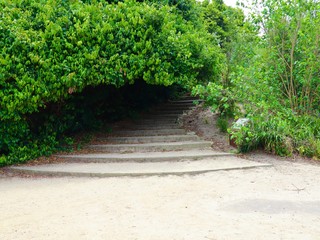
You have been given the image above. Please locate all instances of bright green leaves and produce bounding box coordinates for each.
[255,0,320,114]
[192,82,234,117]
[0,0,224,164]
[219,0,320,159]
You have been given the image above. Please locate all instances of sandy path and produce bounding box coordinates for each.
[1,154,320,240]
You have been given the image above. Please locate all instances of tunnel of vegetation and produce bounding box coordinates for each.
[0,0,319,165]
[0,0,224,165]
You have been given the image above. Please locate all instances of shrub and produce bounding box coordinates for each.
[0,0,223,165]
[230,113,320,159]
[216,116,229,133]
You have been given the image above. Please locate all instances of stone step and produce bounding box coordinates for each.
[134,121,180,126]
[112,124,182,130]
[151,108,193,113]
[139,118,179,123]
[110,129,188,136]
[168,99,203,104]
[176,96,199,100]
[162,100,197,105]
[133,119,179,124]
[56,150,233,163]
[148,107,193,112]
[140,115,179,120]
[88,141,212,152]
[7,95,274,179]
[97,134,200,144]
[154,105,195,110]
[140,113,181,118]
[10,157,272,177]
[132,118,178,125]
[133,114,181,122]
[146,110,189,115]
[128,124,181,129]
[162,103,196,108]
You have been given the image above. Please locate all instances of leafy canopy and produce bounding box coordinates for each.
[0,0,223,165]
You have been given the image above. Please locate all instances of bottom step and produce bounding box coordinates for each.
[10,158,272,177]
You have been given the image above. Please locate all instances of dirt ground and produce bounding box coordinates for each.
[180,104,236,152]
[1,106,320,240]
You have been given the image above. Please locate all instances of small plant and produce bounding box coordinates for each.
[0,155,6,166]
[192,82,235,118]
[216,117,228,133]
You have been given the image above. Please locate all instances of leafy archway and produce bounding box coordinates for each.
[0,0,223,164]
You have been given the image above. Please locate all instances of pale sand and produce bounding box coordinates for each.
[1,154,320,240]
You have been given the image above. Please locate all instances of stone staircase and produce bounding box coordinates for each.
[10,97,271,177]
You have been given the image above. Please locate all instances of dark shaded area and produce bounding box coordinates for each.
[27,80,181,138]
[0,80,186,165]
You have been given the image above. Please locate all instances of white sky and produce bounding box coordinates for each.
[223,0,238,7]
[223,0,255,16]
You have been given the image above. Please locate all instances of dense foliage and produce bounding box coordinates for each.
[1,0,319,165]
[0,0,223,165]
[194,0,319,159]
[234,0,319,158]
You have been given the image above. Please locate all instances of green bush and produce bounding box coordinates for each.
[216,116,229,133]
[0,0,223,165]
[192,82,235,118]
[230,113,320,159]
[220,0,320,160]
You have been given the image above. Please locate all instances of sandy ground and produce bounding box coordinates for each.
[1,106,320,240]
[1,155,320,240]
